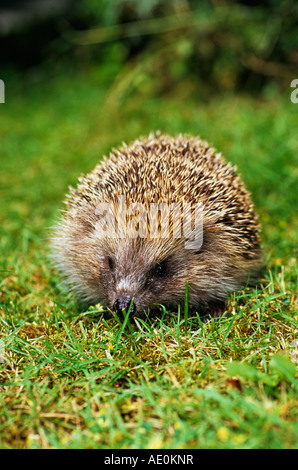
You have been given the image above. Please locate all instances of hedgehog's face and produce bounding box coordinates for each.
[87,199,212,316]
[52,206,220,316]
[53,211,254,317]
[105,250,173,316]
[103,244,178,316]
[94,236,227,317]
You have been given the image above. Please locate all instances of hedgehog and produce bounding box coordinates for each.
[51,133,261,319]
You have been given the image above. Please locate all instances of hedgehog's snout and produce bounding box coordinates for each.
[113,295,136,316]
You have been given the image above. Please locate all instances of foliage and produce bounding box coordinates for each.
[1,0,297,95]
[65,0,298,93]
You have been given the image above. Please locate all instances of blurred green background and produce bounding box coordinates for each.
[2,0,298,92]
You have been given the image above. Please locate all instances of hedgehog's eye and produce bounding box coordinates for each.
[151,260,167,277]
[108,257,115,271]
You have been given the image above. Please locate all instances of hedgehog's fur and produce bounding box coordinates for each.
[52,133,261,317]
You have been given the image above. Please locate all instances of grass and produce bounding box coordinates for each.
[0,66,297,449]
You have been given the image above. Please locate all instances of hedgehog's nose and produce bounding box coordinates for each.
[113,296,136,316]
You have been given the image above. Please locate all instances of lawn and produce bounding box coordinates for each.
[0,68,297,449]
